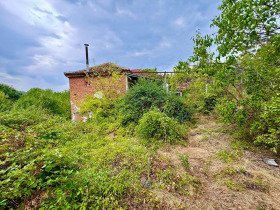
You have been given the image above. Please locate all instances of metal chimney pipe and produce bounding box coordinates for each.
[84,44,89,71]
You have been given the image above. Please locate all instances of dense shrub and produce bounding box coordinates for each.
[0,83,23,102]
[79,94,118,124]
[251,94,280,153]
[116,79,168,125]
[0,108,49,129]
[202,94,217,114]
[0,91,12,112]
[14,88,71,118]
[117,79,192,126]
[135,109,181,144]
[163,94,194,123]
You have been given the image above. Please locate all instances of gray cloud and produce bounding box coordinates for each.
[0,0,222,91]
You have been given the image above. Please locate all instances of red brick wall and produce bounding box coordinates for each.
[68,74,127,121]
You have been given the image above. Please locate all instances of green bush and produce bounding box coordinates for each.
[178,153,190,170]
[116,79,167,126]
[202,94,217,114]
[183,79,217,114]
[14,88,71,118]
[0,108,49,129]
[135,109,181,144]
[0,83,23,102]
[251,93,280,153]
[0,91,12,112]
[117,79,193,126]
[163,95,194,123]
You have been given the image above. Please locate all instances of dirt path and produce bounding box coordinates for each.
[154,115,280,210]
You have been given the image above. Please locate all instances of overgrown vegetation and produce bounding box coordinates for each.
[171,0,280,154]
[1,0,280,208]
[0,84,24,102]
[0,78,192,209]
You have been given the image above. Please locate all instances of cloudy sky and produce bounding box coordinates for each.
[0,0,221,92]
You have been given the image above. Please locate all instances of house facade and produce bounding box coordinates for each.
[64,63,142,121]
[64,62,186,121]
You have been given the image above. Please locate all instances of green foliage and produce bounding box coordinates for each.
[203,94,217,113]
[186,0,280,154]
[189,30,214,67]
[139,68,159,79]
[0,108,49,129]
[251,93,280,152]
[0,83,23,102]
[0,112,150,209]
[163,94,193,122]
[222,165,237,175]
[80,94,117,123]
[140,68,157,73]
[116,79,168,126]
[14,88,71,118]
[178,153,190,170]
[183,78,216,114]
[212,0,280,56]
[224,180,244,191]
[0,91,12,112]
[80,67,126,123]
[216,149,241,163]
[229,139,253,150]
[135,109,181,144]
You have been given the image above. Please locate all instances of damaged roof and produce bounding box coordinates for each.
[64,62,131,78]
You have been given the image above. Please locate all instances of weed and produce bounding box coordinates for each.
[185,175,202,193]
[229,139,253,150]
[178,154,191,170]
[201,134,209,141]
[216,149,241,162]
[202,159,212,175]
[223,165,237,175]
[224,180,244,191]
[219,128,227,133]
[238,166,245,173]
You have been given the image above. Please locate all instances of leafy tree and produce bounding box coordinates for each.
[187,0,280,153]
[212,0,280,57]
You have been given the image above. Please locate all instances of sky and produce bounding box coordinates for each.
[0,0,222,92]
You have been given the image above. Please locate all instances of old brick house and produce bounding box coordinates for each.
[64,62,186,121]
[64,62,145,121]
